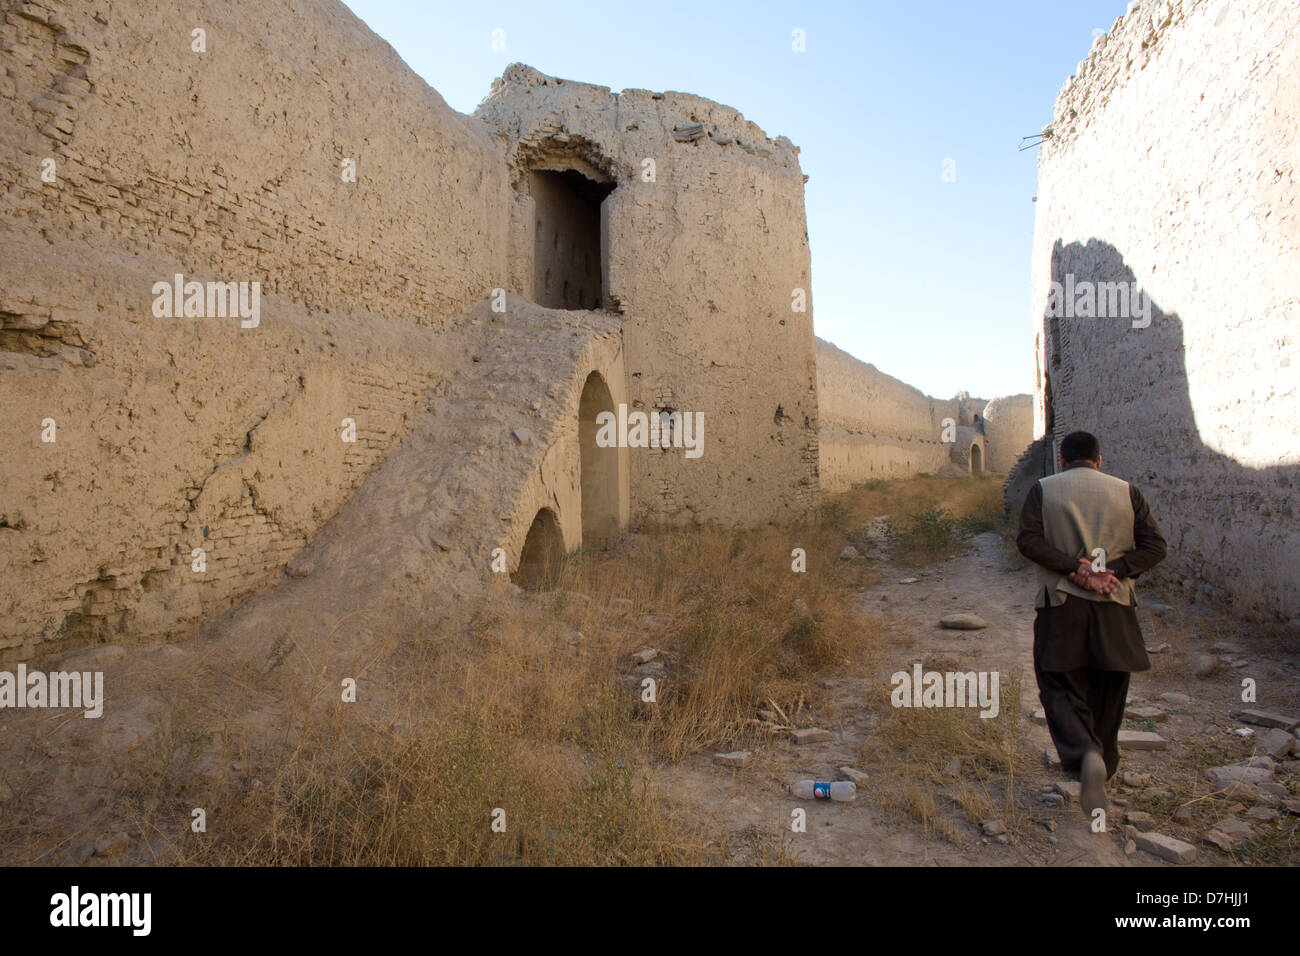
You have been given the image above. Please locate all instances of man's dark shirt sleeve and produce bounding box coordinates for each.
[1016,482,1080,575]
[1107,484,1168,580]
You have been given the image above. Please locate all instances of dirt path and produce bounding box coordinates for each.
[660,531,1300,866]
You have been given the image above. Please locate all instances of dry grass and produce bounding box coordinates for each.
[104,518,880,866]
[824,474,1011,566]
[834,474,1006,531]
[1,474,1035,866]
[858,665,1033,844]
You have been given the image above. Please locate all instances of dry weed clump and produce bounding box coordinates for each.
[144,518,877,865]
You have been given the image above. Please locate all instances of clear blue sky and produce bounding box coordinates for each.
[343,0,1128,400]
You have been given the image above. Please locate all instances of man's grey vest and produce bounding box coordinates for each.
[1035,466,1137,608]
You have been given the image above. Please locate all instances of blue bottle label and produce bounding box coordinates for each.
[813,782,831,799]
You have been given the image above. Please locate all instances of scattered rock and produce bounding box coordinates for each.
[939,613,987,630]
[1140,788,1176,803]
[1205,759,1274,789]
[1145,642,1169,654]
[1228,782,1282,807]
[633,660,665,676]
[1037,793,1065,808]
[1126,810,1158,830]
[1041,820,1058,832]
[1044,748,1061,769]
[629,647,659,665]
[1283,798,1300,816]
[1122,770,1154,787]
[1118,730,1167,751]
[69,844,95,864]
[1208,641,1244,655]
[713,751,751,769]
[1030,708,1047,726]
[790,727,832,745]
[1159,692,1191,707]
[839,545,859,560]
[511,427,532,445]
[995,834,1010,845]
[981,819,1007,836]
[1133,831,1198,864]
[1214,816,1255,840]
[1173,805,1194,823]
[93,832,130,859]
[899,577,919,584]
[1230,709,1300,731]
[1233,727,1255,738]
[1124,839,1137,856]
[839,766,868,785]
[1244,806,1278,822]
[1203,829,1238,852]
[1257,727,1298,758]
[1193,654,1220,678]
[1125,704,1168,722]
[942,757,962,776]
[1054,780,1081,804]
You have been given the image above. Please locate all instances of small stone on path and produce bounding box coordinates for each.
[791,727,832,745]
[1118,730,1167,751]
[839,766,868,785]
[1134,831,1197,864]
[940,613,987,630]
[713,751,751,768]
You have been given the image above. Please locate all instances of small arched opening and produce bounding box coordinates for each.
[970,443,983,474]
[512,508,565,590]
[579,371,620,548]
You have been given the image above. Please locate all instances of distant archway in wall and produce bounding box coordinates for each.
[530,168,615,310]
[970,443,983,474]
[512,508,565,590]
[579,371,620,547]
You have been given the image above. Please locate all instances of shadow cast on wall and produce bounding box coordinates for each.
[1013,238,1298,623]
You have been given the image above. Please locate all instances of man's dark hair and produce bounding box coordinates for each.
[1061,430,1101,463]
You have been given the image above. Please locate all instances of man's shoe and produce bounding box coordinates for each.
[1081,750,1108,817]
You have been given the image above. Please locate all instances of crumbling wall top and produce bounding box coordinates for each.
[1042,0,1182,157]
[475,63,805,184]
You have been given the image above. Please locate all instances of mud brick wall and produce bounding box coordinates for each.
[1030,0,1300,621]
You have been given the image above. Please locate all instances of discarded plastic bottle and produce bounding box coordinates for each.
[792,780,856,802]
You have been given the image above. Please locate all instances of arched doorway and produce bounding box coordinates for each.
[512,508,565,590]
[579,371,620,547]
[970,443,983,474]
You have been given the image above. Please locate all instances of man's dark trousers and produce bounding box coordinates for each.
[1032,592,1149,779]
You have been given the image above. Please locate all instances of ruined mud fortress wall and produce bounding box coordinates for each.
[0,0,818,659]
[1027,0,1299,622]
[815,337,1029,491]
[476,65,819,528]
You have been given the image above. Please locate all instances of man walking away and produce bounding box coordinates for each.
[1017,430,1168,818]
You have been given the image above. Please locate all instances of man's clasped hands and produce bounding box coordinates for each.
[1068,558,1123,596]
